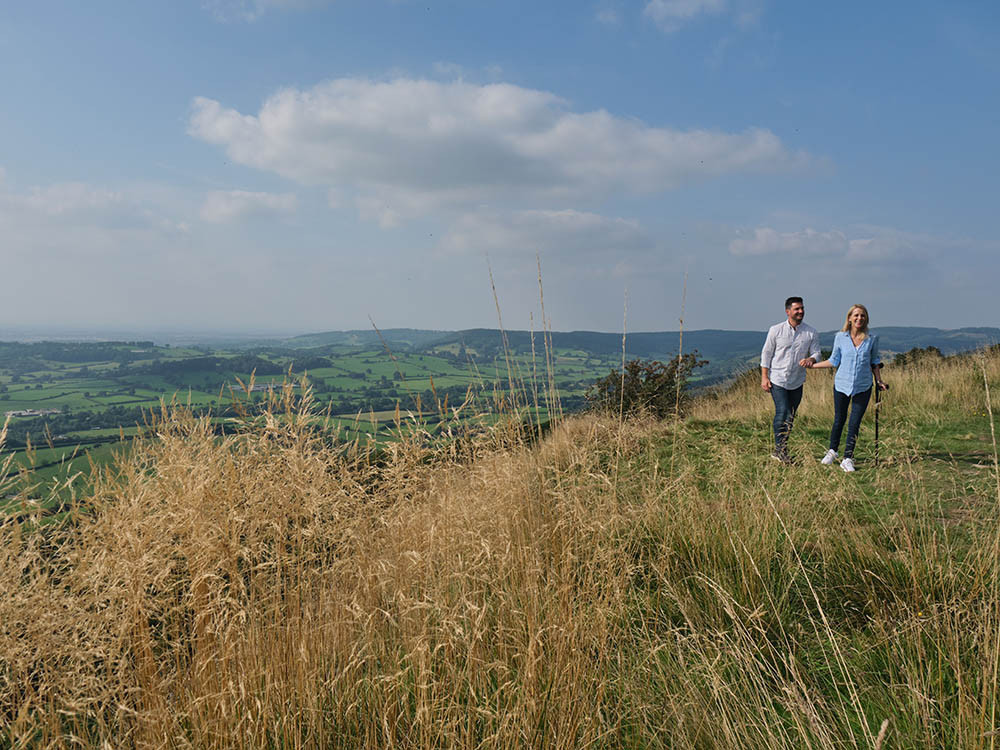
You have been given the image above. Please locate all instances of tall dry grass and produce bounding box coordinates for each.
[692,347,997,429]
[1,350,999,748]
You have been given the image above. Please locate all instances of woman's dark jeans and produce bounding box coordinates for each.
[829,387,872,459]
[771,384,803,452]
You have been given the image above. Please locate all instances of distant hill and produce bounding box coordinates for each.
[865,326,1000,354]
[279,326,998,383]
[247,325,1000,385]
[423,328,761,357]
[277,326,999,355]
[281,328,449,350]
[413,326,998,383]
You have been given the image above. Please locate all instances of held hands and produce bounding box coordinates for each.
[798,357,815,368]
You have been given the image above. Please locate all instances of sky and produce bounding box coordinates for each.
[1,0,998,335]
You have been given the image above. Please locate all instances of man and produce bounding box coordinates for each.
[760,296,821,463]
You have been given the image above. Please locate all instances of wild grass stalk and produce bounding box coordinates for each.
[669,270,688,480]
[529,312,543,442]
[487,259,517,407]
[613,289,628,499]
[537,256,562,426]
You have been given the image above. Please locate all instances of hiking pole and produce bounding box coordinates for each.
[874,373,889,469]
[874,382,880,468]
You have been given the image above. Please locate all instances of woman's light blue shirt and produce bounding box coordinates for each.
[829,331,882,396]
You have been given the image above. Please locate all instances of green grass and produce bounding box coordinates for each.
[2,440,130,515]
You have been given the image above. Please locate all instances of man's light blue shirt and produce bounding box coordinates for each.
[829,331,882,396]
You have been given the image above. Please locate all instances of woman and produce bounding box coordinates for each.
[807,304,888,472]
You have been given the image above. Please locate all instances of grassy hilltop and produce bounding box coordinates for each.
[2,348,999,747]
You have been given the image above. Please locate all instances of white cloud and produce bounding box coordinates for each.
[729,227,848,256]
[200,190,298,223]
[596,8,621,25]
[729,224,951,266]
[644,0,726,32]
[0,173,321,331]
[21,183,124,217]
[643,0,765,32]
[0,179,186,236]
[431,62,504,82]
[189,77,809,224]
[432,61,466,78]
[0,174,194,293]
[734,3,764,29]
[356,195,404,229]
[437,208,654,261]
[707,36,732,68]
[845,227,937,263]
[202,0,324,22]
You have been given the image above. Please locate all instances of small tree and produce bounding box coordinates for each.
[586,353,706,419]
[892,345,943,368]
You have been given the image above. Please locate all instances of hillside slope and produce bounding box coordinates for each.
[2,349,999,748]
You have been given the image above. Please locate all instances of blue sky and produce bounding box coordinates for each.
[2,0,997,334]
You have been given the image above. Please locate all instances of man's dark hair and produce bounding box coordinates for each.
[785,296,804,309]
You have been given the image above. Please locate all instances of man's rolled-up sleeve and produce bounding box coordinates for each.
[761,329,776,368]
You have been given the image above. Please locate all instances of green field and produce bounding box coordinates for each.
[0,336,579,503]
[0,338,622,448]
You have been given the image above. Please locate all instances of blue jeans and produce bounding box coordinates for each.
[770,384,803,452]
[829,388,872,459]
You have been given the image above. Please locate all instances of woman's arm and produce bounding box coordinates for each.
[805,333,840,369]
[869,334,888,390]
[872,363,888,390]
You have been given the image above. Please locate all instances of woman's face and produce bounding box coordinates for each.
[848,308,867,332]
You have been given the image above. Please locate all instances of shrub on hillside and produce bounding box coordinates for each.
[892,345,944,368]
[586,353,706,418]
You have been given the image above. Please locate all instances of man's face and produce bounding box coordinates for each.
[786,301,805,326]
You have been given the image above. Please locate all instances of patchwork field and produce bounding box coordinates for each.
[0,336,633,502]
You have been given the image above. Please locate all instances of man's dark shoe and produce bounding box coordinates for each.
[771,449,795,465]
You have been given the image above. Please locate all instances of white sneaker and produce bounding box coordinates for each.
[840,457,855,472]
[821,449,837,465]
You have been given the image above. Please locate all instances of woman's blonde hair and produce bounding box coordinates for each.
[841,304,870,339]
